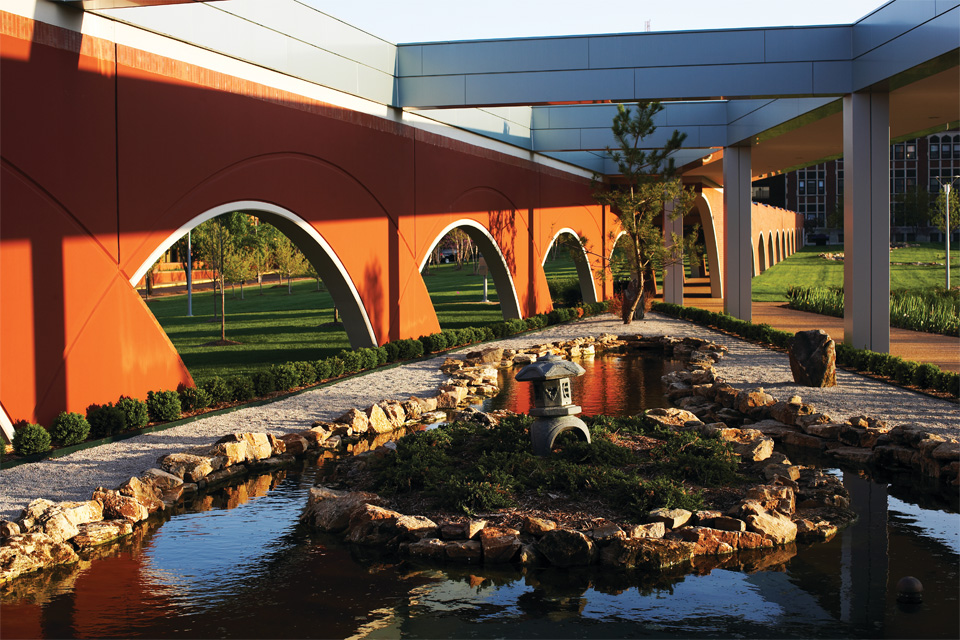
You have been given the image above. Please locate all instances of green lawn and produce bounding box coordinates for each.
[147,259,583,382]
[751,242,958,302]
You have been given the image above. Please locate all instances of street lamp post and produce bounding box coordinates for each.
[934,175,959,291]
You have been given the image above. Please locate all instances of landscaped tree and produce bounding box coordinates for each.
[193,216,235,342]
[249,217,275,295]
[894,186,930,230]
[592,102,697,323]
[272,233,306,294]
[932,183,959,237]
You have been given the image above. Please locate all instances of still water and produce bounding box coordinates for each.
[1,356,958,639]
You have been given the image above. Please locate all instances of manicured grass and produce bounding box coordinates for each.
[147,258,585,383]
[751,242,959,302]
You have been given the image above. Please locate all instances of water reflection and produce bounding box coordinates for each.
[2,355,958,639]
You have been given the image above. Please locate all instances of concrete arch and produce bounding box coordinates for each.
[767,233,775,269]
[418,218,523,320]
[774,230,782,264]
[131,201,378,349]
[756,231,766,275]
[542,227,599,304]
[690,193,723,298]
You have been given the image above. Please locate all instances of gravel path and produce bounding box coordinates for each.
[1,312,956,520]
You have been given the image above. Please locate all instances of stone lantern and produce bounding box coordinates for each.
[515,354,591,456]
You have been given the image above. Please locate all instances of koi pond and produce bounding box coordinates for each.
[1,356,958,639]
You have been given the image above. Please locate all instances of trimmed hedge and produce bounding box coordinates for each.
[652,301,959,399]
[116,396,148,431]
[86,403,126,439]
[178,385,211,413]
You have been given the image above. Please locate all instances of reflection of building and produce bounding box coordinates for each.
[753,130,960,244]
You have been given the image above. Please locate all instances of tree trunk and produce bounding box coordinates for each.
[333,306,340,323]
[287,274,292,295]
[220,276,226,341]
[240,280,244,300]
[258,271,263,295]
[621,276,643,324]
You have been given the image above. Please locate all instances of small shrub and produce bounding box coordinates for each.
[937,371,960,397]
[893,359,919,385]
[375,346,389,366]
[291,361,317,387]
[178,385,211,413]
[271,363,300,391]
[50,411,90,446]
[313,359,332,381]
[201,377,230,405]
[912,363,940,390]
[12,422,51,456]
[227,375,256,402]
[384,341,401,362]
[398,338,424,360]
[328,357,346,378]
[355,348,378,371]
[252,369,277,396]
[86,403,126,439]
[146,390,181,423]
[337,350,363,374]
[834,342,855,367]
[419,333,447,354]
[115,396,148,431]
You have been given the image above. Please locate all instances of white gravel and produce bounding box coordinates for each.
[1,312,956,521]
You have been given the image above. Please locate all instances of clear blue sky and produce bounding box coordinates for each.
[304,0,889,43]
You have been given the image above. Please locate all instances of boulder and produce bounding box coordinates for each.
[788,330,836,387]
[335,408,370,434]
[118,476,164,513]
[709,516,747,533]
[735,388,777,417]
[536,529,596,567]
[92,489,150,523]
[17,499,104,543]
[394,515,439,540]
[406,538,448,560]
[400,400,423,421]
[206,440,248,466]
[746,510,797,545]
[645,408,698,428]
[0,521,21,539]
[365,404,394,434]
[671,526,772,555]
[217,433,273,460]
[377,402,406,429]
[647,508,692,530]
[745,485,796,515]
[409,396,438,413]
[521,516,557,536]
[301,427,331,448]
[0,533,79,585]
[768,400,813,426]
[601,537,695,571]
[587,523,623,543]
[479,527,522,563]
[445,540,483,563]
[158,453,217,482]
[71,520,134,550]
[627,522,666,539]
[932,441,960,463]
[795,519,838,543]
[140,468,184,491]
[299,486,383,533]
[435,390,463,409]
[279,433,310,456]
[345,504,404,547]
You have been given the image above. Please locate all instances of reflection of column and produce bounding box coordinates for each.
[662,199,683,305]
[722,146,752,321]
[839,472,888,628]
[842,92,890,352]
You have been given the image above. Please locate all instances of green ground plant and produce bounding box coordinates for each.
[364,414,739,518]
[49,412,90,446]
[786,285,959,336]
[12,423,51,456]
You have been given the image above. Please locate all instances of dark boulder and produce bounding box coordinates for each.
[788,330,836,387]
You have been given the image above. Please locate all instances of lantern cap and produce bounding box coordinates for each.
[515,354,585,382]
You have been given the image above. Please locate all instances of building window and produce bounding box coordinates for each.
[930,136,940,159]
[906,143,917,160]
[798,181,805,195]
[818,180,825,195]
[894,144,904,160]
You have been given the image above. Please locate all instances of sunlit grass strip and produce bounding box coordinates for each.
[786,286,960,337]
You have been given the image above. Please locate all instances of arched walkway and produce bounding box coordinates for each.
[132,201,378,349]
[689,193,723,297]
[418,218,523,320]
[541,227,599,305]
[757,232,767,275]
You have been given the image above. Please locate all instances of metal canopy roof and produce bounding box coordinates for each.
[74,0,959,179]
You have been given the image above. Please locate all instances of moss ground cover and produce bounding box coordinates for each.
[351,414,745,521]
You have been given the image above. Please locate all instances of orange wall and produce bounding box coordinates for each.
[0,13,611,426]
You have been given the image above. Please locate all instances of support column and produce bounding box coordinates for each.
[843,93,890,352]
[723,146,752,321]
[663,199,684,305]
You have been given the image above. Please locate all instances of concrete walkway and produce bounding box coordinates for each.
[685,298,960,372]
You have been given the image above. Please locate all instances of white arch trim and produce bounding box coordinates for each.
[0,403,14,442]
[418,218,523,320]
[542,227,599,305]
[129,200,377,347]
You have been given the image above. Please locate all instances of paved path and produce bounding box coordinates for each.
[685,298,960,372]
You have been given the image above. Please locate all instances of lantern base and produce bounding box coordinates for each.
[530,415,591,456]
